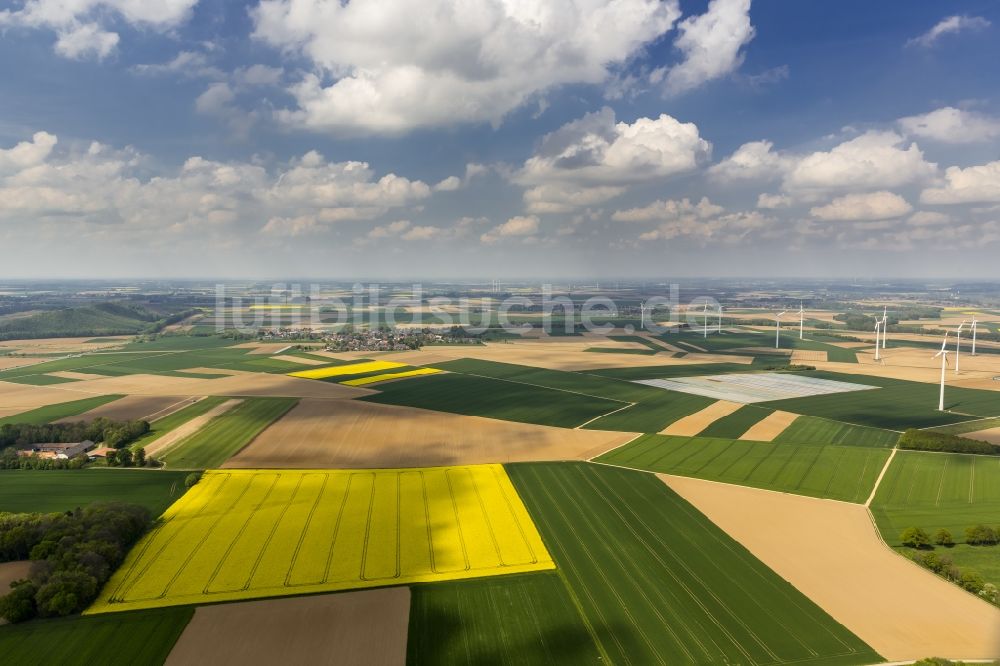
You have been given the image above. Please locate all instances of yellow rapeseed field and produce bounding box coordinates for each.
[87,466,554,614]
[288,360,407,380]
[340,367,442,386]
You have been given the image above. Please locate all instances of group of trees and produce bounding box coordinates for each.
[901,524,1000,548]
[897,429,998,456]
[0,418,150,451]
[0,446,157,470]
[908,550,994,600]
[0,502,151,622]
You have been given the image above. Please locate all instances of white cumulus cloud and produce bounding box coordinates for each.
[481,215,540,243]
[251,0,681,134]
[898,107,1000,144]
[809,191,912,221]
[920,161,1000,204]
[906,15,991,48]
[659,0,756,95]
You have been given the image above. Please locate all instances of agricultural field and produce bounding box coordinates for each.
[156,397,298,469]
[597,434,889,503]
[507,462,881,665]
[635,372,877,403]
[167,588,410,666]
[696,404,775,438]
[772,415,899,447]
[761,371,1000,429]
[0,608,193,666]
[129,396,231,450]
[89,465,554,613]
[0,394,125,426]
[408,573,603,664]
[0,469,193,515]
[223,398,636,469]
[363,372,627,429]
[871,450,1000,582]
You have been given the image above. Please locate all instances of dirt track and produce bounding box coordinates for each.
[659,474,1000,661]
[224,397,638,468]
[165,588,409,666]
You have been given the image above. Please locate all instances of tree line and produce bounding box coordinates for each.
[897,429,998,456]
[0,503,151,622]
[0,418,150,451]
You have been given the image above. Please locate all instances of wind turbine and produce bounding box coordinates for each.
[971,315,979,355]
[955,320,969,374]
[873,318,882,362]
[703,302,709,339]
[718,305,723,334]
[774,311,787,349]
[880,306,889,350]
[934,332,950,411]
[639,302,648,331]
[799,302,804,340]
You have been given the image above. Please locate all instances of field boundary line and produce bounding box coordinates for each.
[589,460,869,507]
[459,370,631,405]
[574,401,636,429]
[586,432,644,461]
[864,447,897,507]
[144,396,205,422]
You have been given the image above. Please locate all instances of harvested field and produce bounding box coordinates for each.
[0,336,127,354]
[270,354,327,366]
[661,474,1000,661]
[88,466,553,613]
[791,350,828,363]
[54,395,189,423]
[0,357,45,370]
[965,425,1000,444]
[145,399,242,457]
[0,561,33,594]
[224,398,637,468]
[659,399,742,436]
[47,370,109,380]
[166,588,409,666]
[233,342,300,355]
[740,410,799,441]
[31,372,374,400]
[0,382,101,412]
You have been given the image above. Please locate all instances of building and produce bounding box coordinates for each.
[18,440,96,460]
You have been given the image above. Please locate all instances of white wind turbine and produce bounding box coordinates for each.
[639,302,648,331]
[774,310,787,349]
[718,305,723,334]
[880,306,889,350]
[934,332,950,411]
[799,301,804,340]
[873,318,882,362]
[954,320,969,374]
[970,315,979,355]
[703,302,709,339]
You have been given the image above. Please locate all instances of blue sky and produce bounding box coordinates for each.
[1,0,999,279]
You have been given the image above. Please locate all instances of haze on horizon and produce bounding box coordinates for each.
[1,0,999,280]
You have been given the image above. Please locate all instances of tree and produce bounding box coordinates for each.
[958,570,985,594]
[0,580,37,623]
[900,526,931,548]
[116,448,133,467]
[965,524,999,545]
[105,449,118,466]
[980,583,999,605]
[933,528,954,546]
[135,447,146,467]
[184,472,202,489]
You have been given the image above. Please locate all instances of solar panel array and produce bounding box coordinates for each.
[634,372,877,404]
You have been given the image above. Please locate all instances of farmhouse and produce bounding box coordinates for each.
[18,440,95,460]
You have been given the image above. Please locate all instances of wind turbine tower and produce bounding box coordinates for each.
[954,321,968,374]
[799,302,804,340]
[774,311,787,349]
[934,332,951,411]
[873,318,882,362]
[971,315,979,355]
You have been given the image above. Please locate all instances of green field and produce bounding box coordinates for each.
[0,607,192,666]
[663,331,858,363]
[697,405,774,438]
[129,396,231,451]
[761,371,1000,429]
[929,416,1000,436]
[773,415,899,448]
[427,358,715,432]
[408,573,603,664]
[0,395,125,426]
[507,462,881,665]
[596,434,889,503]
[871,450,1000,582]
[1,374,79,385]
[0,469,192,515]
[363,372,626,429]
[158,397,299,469]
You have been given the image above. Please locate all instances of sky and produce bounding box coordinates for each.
[1,0,999,280]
